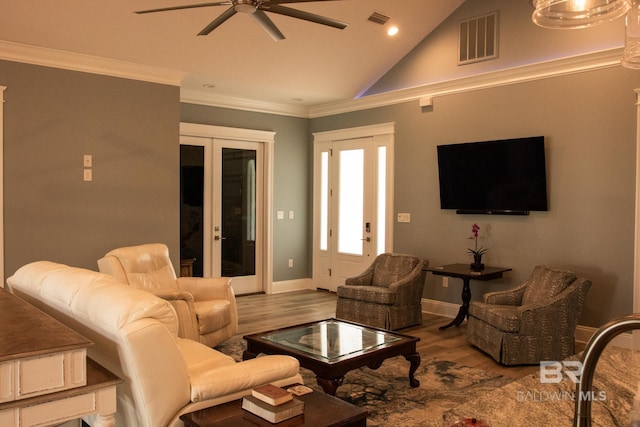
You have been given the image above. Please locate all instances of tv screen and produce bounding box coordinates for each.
[437,136,548,214]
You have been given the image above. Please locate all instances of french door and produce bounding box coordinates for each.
[180,124,272,295]
[312,124,395,292]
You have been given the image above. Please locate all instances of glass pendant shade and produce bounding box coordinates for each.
[532,0,631,29]
[623,1,640,68]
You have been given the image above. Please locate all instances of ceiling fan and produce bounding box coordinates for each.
[135,0,348,41]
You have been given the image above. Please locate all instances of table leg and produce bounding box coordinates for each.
[405,352,421,387]
[94,414,116,427]
[316,375,344,396]
[242,349,258,360]
[439,278,472,330]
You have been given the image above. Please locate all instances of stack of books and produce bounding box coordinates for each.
[242,383,304,423]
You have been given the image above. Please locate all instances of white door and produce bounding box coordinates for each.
[313,124,395,292]
[180,135,264,295]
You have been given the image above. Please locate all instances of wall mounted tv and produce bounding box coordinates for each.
[437,136,548,215]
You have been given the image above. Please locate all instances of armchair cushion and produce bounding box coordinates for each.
[194,300,232,333]
[468,303,521,333]
[521,265,576,306]
[336,285,396,305]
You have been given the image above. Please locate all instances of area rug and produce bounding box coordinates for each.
[215,339,515,426]
[442,346,640,427]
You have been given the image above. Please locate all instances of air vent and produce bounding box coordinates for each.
[458,12,499,65]
[368,12,390,25]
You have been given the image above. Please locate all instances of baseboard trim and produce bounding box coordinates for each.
[271,278,312,294]
[421,298,633,349]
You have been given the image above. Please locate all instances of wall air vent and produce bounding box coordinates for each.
[368,12,390,25]
[458,12,499,65]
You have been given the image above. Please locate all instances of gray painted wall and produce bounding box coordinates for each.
[1,0,638,330]
[180,104,311,282]
[311,65,639,328]
[1,60,180,276]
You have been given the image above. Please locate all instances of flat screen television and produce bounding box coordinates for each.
[437,136,548,215]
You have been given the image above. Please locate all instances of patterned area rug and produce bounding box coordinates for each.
[215,339,514,426]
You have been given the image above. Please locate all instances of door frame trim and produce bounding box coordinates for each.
[180,122,276,294]
[312,122,395,291]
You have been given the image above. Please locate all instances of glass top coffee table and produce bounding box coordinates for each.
[243,318,420,396]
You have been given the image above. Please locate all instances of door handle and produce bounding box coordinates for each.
[214,236,227,241]
[361,237,371,242]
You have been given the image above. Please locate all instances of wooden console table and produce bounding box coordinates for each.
[0,290,120,426]
[427,264,511,330]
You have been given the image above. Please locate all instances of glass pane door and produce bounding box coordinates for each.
[180,144,205,277]
[338,148,364,255]
[221,148,256,277]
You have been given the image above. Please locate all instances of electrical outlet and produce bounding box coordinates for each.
[397,213,411,223]
[442,277,449,287]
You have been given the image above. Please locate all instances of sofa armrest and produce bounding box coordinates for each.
[188,355,301,403]
[146,289,200,341]
[483,283,527,305]
[177,277,234,301]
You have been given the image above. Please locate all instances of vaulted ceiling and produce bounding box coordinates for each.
[0,1,464,110]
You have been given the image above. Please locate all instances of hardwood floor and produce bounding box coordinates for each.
[234,289,551,381]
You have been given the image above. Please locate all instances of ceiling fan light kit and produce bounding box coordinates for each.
[136,0,347,41]
[531,0,631,29]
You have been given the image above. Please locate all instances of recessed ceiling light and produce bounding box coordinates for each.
[387,26,399,36]
[202,83,216,88]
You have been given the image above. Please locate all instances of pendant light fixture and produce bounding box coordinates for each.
[532,0,631,29]
[623,1,640,68]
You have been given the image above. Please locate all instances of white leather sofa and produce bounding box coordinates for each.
[98,243,237,347]
[7,261,302,427]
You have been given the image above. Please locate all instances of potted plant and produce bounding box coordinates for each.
[468,223,488,271]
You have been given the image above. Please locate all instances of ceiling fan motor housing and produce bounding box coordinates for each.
[234,0,259,13]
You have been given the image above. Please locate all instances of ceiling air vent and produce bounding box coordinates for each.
[458,11,499,65]
[368,12,390,25]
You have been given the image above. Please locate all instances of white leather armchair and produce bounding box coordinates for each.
[98,243,237,347]
[7,261,302,427]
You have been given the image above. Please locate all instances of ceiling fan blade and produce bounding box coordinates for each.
[135,2,231,14]
[252,10,286,41]
[264,4,347,29]
[198,7,237,35]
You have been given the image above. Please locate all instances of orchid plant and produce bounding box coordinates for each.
[468,223,488,257]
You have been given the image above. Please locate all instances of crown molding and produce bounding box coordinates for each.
[180,88,311,119]
[0,40,624,118]
[308,48,624,118]
[0,40,184,86]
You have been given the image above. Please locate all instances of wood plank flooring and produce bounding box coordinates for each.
[234,289,554,381]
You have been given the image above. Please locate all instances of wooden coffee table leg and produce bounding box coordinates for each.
[242,349,258,360]
[316,375,344,396]
[405,352,421,387]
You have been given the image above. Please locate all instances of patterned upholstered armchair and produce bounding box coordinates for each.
[467,265,592,365]
[335,253,428,330]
